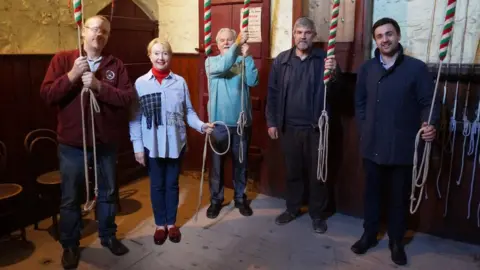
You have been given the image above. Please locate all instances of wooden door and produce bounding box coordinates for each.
[197,0,271,190]
[97,0,159,184]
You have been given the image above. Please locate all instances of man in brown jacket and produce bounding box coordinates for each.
[40,15,135,269]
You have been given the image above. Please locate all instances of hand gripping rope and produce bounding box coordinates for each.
[316,0,339,183]
[410,0,456,215]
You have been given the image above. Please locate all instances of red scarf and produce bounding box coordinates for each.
[151,67,170,84]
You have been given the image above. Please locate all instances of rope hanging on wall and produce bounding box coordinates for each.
[456,38,480,187]
[410,0,457,215]
[71,0,101,212]
[468,98,480,220]
[443,0,470,218]
[316,0,339,183]
[194,0,232,222]
[464,31,480,223]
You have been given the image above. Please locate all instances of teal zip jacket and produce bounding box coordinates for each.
[205,43,259,126]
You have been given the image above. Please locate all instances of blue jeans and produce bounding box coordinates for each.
[145,147,184,226]
[209,125,252,204]
[58,143,118,248]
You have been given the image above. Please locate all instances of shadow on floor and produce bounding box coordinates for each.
[0,237,35,267]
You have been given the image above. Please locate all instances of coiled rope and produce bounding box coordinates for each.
[72,0,100,212]
[317,0,339,183]
[410,0,457,214]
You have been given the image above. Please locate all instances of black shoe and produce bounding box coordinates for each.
[206,203,222,219]
[101,237,129,256]
[351,233,378,255]
[312,219,328,234]
[61,247,80,269]
[235,201,253,216]
[275,210,299,225]
[389,240,407,266]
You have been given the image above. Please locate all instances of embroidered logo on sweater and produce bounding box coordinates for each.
[105,70,115,81]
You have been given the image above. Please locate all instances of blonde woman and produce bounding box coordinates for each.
[129,39,214,245]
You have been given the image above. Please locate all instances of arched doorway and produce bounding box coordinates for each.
[97,0,159,184]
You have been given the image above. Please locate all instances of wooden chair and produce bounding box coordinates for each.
[0,140,27,241]
[24,129,61,239]
[24,129,122,227]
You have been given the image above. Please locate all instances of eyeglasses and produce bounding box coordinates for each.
[85,26,109,35]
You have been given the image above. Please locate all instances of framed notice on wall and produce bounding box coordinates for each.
[240,7,262,43]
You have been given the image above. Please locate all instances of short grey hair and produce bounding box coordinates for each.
[293,17,316,33]
[216,28,237,42]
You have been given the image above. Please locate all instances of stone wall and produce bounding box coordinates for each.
[2,0,476,61]
[0,0,293,58]
[372,0,480,64]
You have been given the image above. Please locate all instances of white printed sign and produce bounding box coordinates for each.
[240,7,262,43]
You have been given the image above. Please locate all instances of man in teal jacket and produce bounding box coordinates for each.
[205,28,259,218]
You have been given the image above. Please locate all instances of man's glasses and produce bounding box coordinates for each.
[85,26,109,35]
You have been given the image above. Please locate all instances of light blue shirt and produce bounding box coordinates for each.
[87,57,102,72]
[129,70,205,159]
[379,52,399,70]
[205,43,259,126]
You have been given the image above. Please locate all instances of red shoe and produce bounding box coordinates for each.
[168,226,181,243]
[153,227,168,245]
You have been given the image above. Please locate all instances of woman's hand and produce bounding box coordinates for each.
[202,123,215,134]
[134,152,145,166]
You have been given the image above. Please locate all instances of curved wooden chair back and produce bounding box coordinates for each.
[24,129,58,153]
[24,129,59,180]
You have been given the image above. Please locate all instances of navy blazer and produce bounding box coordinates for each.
[355,44,440,165]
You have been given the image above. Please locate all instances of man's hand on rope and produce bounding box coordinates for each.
[241,44,250,57]
[235,30,249,45]
[68,56,88,82]
[82,72,102,91]
[324,55,337,74]
[421,122,436,142]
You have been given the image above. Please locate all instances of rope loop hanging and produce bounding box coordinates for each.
[316,0,339,183]
[71,0,101,212]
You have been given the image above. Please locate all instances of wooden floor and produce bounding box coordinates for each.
[0,172,479,270]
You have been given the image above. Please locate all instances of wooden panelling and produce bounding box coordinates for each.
[0,0,159,234]
[170,54,205,170]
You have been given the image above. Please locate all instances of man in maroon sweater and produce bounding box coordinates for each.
[40,15,134,269]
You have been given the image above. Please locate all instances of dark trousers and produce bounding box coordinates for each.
[362,158,411,242]
[209,125,252,204]
[58,143,118,249]
[279,127,329,219]
[145,147,184,226]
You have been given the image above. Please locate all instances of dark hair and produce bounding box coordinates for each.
[372,17,401,38]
